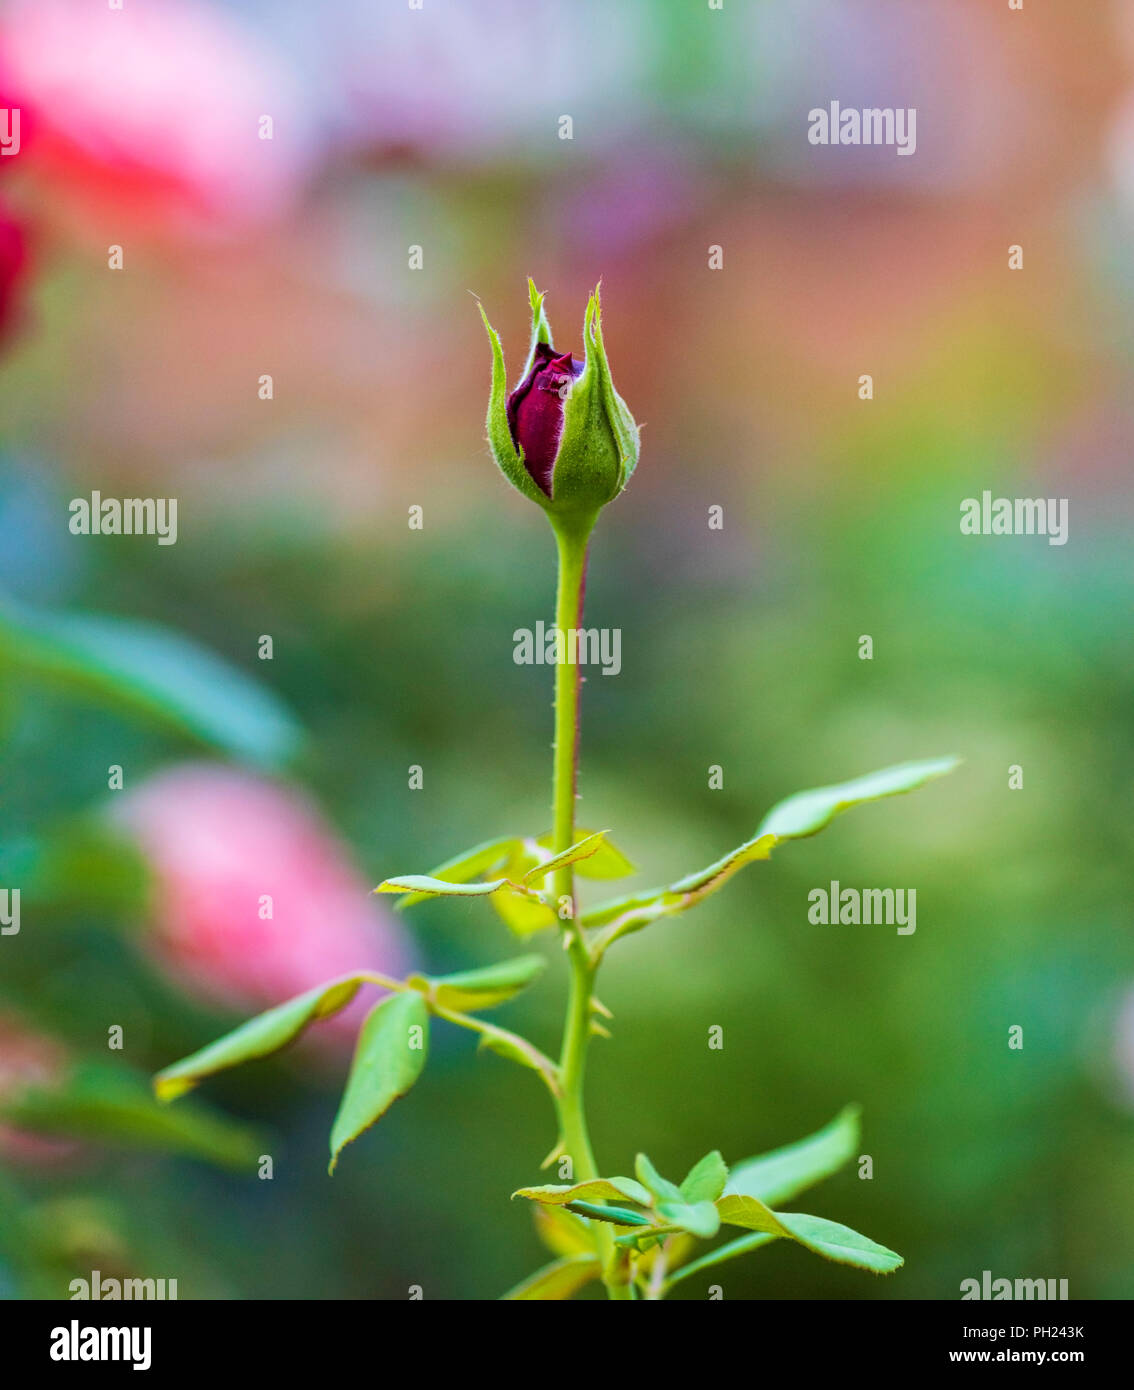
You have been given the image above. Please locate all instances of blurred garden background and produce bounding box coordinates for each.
[0,0,1132,1299]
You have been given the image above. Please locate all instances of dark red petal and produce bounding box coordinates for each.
[506,349,584,495]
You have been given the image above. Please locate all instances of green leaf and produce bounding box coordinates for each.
[490,841,561,934]
[375,874,513,898]
[475,1031,557,1086]
[715,1193,903,1274]
[153,975,365,1101]
[725,1106,860,1207]
[390,837,518,909]
[502,1253,600,1301]
[634,1152,684,1204]
[513,1176,652,1208]
[679,1150,729,1204]
[757,757,960,841]
[533,1204,597,1258]
[665,1232,777,1288]
[1,1063,263,1172]
[409,953,546,1012]
[328,992,428,1172]
[0,601,302,769]
[582,831,777,953]
[582,757,958,956]
[566,1201,651,1227]
[536,828,636,880]
[655,1199,721,1239]
[522,830,609,883]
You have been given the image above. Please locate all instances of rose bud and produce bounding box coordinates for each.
[507,343,584,495]
[479,279,640,519]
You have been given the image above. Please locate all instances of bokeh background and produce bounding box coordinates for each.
[1,0,1132,1300]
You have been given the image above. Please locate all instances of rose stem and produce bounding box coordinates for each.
[548,512,630,1299]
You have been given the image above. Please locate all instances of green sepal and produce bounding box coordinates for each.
[477,300,551,510]
[521,276,554,380]
[586,282,640,494]
[548,289,625,514]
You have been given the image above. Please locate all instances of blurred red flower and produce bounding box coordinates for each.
[0,202,27,342]
[112,764,412,1040]
[0,0,314,234]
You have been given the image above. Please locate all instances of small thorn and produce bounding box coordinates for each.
[540,1138,566,1169]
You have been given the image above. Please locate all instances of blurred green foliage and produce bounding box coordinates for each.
[1,0,1132,1302]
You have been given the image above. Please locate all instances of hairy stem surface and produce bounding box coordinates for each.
[548,515,629,1297]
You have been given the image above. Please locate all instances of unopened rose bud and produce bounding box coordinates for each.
[507,344,584,495]
[480,279,640,521]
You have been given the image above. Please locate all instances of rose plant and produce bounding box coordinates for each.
[153,281,958,1300]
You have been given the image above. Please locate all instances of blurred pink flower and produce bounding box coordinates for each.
[112,764,412,1040]
[0,1013,78,1166]
[0,0,316,233]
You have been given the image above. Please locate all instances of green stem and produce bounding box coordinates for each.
[548,514,632,1298]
